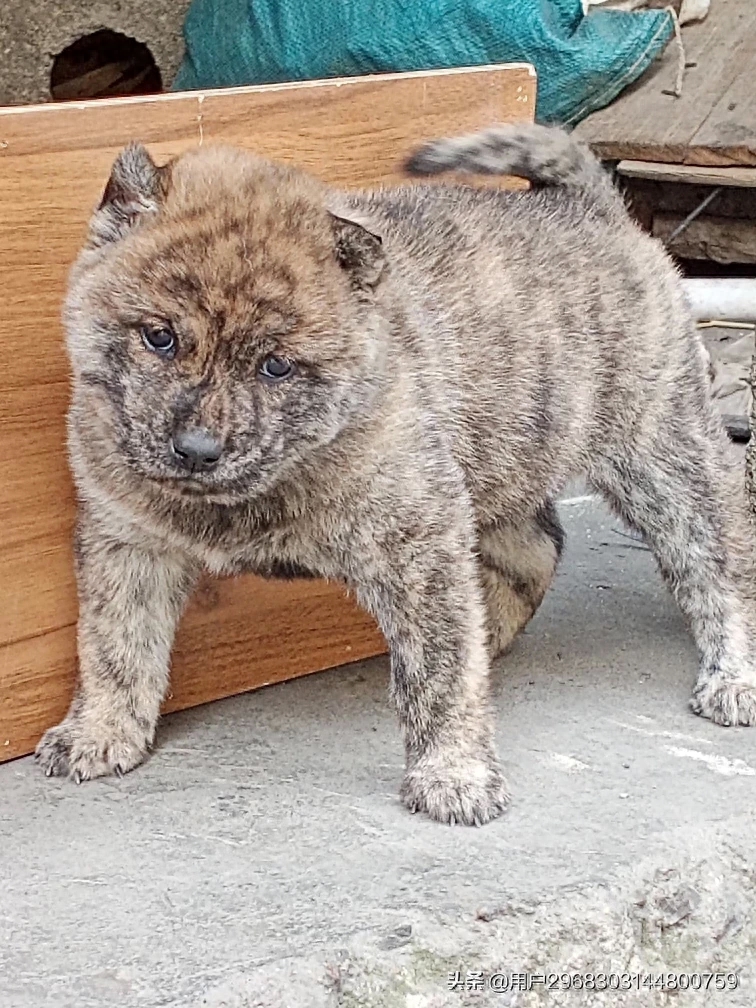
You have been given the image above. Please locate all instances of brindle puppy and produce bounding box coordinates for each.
[36,124,756,825]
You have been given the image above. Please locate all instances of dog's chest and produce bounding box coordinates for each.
[157,492,336,580]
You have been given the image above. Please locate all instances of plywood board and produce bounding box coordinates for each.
[1,576,385,761]
[576,0,756,167]
[0,64,536,762]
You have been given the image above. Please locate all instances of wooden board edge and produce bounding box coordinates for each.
[617,160,756,188]
[591,141,756,170]
[0,63,537,119]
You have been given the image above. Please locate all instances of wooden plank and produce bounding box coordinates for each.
[0,536,77,649]
[688,24,756,166]
[652,212,756,264]
[0,384,72,553]
[576,0,756,167]
[0,65,535,763]
[0,628,76,760]
[0,576,385,762]
[617,160,756,188]
[164,575,383,713]
[0,64,536,165]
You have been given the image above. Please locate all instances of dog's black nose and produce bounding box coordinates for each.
[171,428,223,473]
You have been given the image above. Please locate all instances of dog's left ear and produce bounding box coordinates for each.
[328,212,386,290]
[88,143,166,248]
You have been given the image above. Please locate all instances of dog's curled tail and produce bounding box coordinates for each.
[404,123,619,209]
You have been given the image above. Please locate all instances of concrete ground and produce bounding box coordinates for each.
[2,492,756,1008]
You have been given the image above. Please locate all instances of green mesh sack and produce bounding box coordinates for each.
[174,0,672,125]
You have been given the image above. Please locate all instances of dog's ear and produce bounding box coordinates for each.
[88,143,165,247]
[328,212,386,290]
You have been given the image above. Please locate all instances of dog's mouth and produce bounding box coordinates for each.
[145,471,259,506]
[149,473,219,495]
[134,445,279,505]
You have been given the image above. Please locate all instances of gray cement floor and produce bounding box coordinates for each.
[2,493,756,1008]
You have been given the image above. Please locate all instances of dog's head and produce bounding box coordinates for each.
[65,143,387,504]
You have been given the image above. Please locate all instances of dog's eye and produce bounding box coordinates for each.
[259,354,296,382]
[141,325,176,355]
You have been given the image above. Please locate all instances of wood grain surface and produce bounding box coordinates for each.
[576,0,756,167]
[0,64,536,762]
[617,160,756,188]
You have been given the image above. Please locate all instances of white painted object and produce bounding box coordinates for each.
[682,278,756,323]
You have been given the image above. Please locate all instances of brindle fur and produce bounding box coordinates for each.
[36,125,756,825]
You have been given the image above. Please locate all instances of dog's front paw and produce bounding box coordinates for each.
[35,718,148,781]
[400,750,510,826]
[691,678,756,727]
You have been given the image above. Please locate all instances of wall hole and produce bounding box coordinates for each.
[50,29,162,101]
